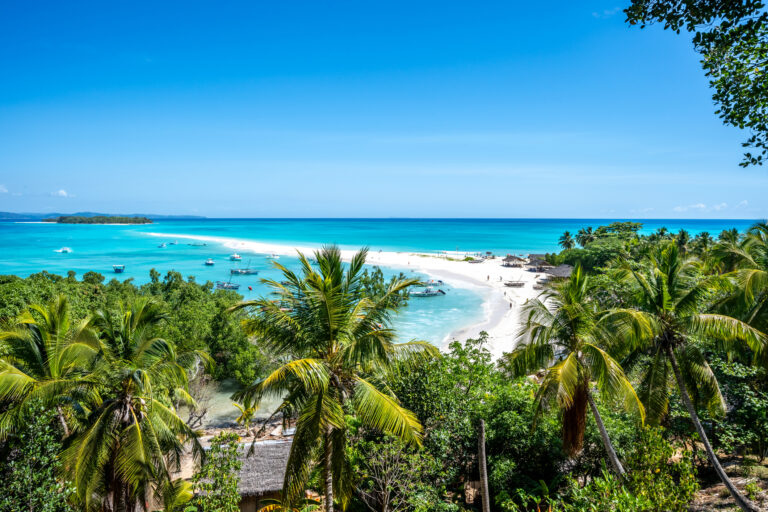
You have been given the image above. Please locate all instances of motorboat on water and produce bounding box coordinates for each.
[54,247,72,253]
[158,243,167,248]
[267,253,280,260]
[231,259,258,275]
[204,258,215,266]
[188,242,207,247]
[415,279,446,288]
[113,265,126,273]
[231,268,258,275]
[410,287,446,297]
[230,253,242,261]
[216,281,241,290]
[169,240,178,245]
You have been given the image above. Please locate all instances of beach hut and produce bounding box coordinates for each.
[237,440,292,512]
[526,258,553,272]
[502,255,525,267]
[545,264,574,279]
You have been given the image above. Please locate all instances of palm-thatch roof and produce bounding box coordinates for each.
[237,440,292,497]
[526,258,553,269]
[545,264,574,278]
[502,255,525,262]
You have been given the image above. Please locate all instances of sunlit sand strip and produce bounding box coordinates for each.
[146,232,539,358]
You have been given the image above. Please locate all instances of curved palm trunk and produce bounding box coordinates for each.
[666,346,760,512]
[586,389,625,477]
[324,427,334,512]
[56,405,70,437]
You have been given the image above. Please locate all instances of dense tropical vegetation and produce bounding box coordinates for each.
[1,228,768,511]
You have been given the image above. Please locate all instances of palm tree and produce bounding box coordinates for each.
[63,298,203,512]
[576,227,596,247]
[559,231,575,250]
[610,245,766,512]
[503,264,644,476]
[716,222,768,342]
[675,229,691,255]
[692,231,714,256]
[233,246,437,511]
[0,295,100,439]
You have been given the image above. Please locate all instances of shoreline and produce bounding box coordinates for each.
[146,232,541,358]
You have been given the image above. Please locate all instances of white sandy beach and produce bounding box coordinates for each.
[147,232,543,359]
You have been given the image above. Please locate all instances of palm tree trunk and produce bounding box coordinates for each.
[586,389,625,476]
[666,346,760,512]
[324,427,334,512]
[478,419,491,512]
[55,405,69,437]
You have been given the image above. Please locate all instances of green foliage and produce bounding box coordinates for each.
[0,404,75,512]
[234,246,436,509]
[191,432,243,512]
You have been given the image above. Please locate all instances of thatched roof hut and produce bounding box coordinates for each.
[526,258,553,270]
[237,440,292,498]
[502,255,525,267]
[545,264,574,279]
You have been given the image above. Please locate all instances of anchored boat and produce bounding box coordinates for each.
[113,265,126,273]
[411,288,446,297]
[230,253,242,261]
[216,280,241,290]
[204,258,215,266]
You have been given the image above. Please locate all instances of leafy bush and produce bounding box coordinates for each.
[190,432,243,512]
[0,404,75,512]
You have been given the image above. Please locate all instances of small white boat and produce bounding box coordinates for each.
[230,253,242,261]
[216,281,241,290]
[204,258,215,266]
[158,243,166,248]
[54,247,72,253]
[268,253,280,260]
[113,265,125,273]
[411,288,446,298]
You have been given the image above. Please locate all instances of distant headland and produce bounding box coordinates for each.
[0,211,205,221]
[42,215,153,224]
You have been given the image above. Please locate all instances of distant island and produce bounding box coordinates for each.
[0,211,205,221]
[42,215,153,224]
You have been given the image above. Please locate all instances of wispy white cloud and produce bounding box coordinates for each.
[0,185,7,194]
[735,200,749,209]
[592,7,621,19]
[674,202,707,212]
[712,202,728,211]
[51,189,70,198]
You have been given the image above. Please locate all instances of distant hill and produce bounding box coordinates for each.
[43,215,154,224]
[0,211,206,221]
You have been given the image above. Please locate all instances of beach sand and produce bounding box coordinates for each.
[147,232,542,359]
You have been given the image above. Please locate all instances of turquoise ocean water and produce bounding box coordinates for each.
[0,218,758,348]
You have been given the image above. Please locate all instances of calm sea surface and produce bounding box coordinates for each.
[0,218,757,347]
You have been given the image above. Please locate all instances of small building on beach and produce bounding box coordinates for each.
[526,258,553,272]
[236,439,292,511]
[502,255,525,267]
[545,264,574,279]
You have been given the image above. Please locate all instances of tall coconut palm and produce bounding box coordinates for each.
[0,295,100,439]
[610,245,766,512]
[233,246,437,511]
[502,264,644,476]
[558,231,575,250]
[63,298,202,512]
[676,229,691,255]
[576,227,596,247]
[715,222,768,348]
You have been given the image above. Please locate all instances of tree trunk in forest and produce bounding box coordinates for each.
[586,389,625,477]
[478,419,491,512]
[324,427,334,512]
[666,345,761,512]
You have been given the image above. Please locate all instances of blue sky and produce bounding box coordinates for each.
[0,1,765,218]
